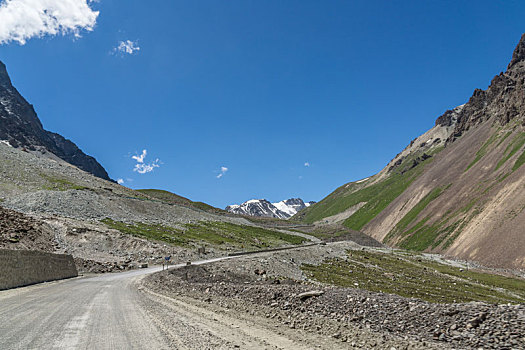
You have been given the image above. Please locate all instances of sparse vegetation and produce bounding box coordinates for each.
[297,147,443,232]
[385,196,481,251]
[465,131,500,171]
[302,250,525,304]
[136,189,226,214]
[102,219,306,249]
[342,167,424,231]
[299,163,424,227]
[41,174,88,191]
[512,147,525,171]
[390,185,448,235]
[495,132,525,170]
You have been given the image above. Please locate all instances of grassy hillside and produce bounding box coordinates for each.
[137,189,226,214]
[298,120,525,269]
[102,218,306,250]
[302,249,525,304]
[296,147,438,229]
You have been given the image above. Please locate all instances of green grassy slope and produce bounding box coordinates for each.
[136,189,226,214]
[102,218,306,250]
[302,250,525,304]
[295,148,438,230]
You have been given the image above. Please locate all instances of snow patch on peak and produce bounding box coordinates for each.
[272,200,297,216]
[226,197,315,219]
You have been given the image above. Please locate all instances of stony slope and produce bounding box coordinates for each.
[136,189,227,214]
[0,60,111,181]
[296,34,525,269]
[0,60,320,271]
[0,142,316,271]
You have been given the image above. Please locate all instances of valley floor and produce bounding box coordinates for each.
[1,244,523,350]
[0,254,424,350]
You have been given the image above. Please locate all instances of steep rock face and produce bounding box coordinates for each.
[226,198,314,219]
[0,61,111,181]
[437,34,525,143]
[298,34,525,269]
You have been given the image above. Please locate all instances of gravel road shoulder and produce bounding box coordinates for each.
[142,243,525,350]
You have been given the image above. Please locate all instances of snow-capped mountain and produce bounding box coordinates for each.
[226,198,315,219]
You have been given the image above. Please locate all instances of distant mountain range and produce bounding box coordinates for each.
[0,61,111,181]
[226,198,315,219]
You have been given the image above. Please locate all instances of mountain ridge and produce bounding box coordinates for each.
[0,60,111,181]
[296,33,525,269]
[226,198,314,219]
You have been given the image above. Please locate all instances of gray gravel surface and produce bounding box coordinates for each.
[2,188,248,226]
[144,245,525,350]
[1,257,368,350]
[0,143,250,227]
[0,266,169,349]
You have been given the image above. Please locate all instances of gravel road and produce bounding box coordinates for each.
[0,266,169,349]
[0,256,350,350]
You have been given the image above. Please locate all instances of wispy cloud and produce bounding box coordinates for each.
[117,178,125,185]
[134,162,159,174]
[114,40,140,55]
[216,166,228,179]
[0,0,99,45]
[132,149,147,163]
[132,149,160,174]
[304,162,310,167]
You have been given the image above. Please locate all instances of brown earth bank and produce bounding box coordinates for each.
[0,205,217,274]
[0,206,55,251]
[144,262,524,350]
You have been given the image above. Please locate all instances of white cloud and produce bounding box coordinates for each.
[134,162,159,174]
[304,162,310,167]
[0,0,99,45]
[131,149,160,174]
[114,40,140,55]
[216,166,228,179]
[132,149,147,163]
[117,178,124,185]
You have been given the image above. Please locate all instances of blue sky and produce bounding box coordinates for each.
[1,1,524,208]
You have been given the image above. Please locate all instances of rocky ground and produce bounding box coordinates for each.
[0,143,307,273]
[144,243,525,350]
[0,203,225,273]
[0,206,55,251]
[0,143,251,228]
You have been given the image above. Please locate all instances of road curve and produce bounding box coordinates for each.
[0,257,234,350]
[0,255,337,350]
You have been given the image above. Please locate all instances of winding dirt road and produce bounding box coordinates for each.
[0,257,343,350]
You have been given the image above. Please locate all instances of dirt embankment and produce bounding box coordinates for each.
[0,206,214,274]
[0,206,55,252]
[144,246,524,350]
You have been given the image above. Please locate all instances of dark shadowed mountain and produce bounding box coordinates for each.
[0,61,111,181]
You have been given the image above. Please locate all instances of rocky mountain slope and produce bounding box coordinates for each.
[0,141,316,271]
[136,189,226,214]
[0,61,111,181]
[226,198,314,219]
[0,59,320,272]
[296,34,525,269]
